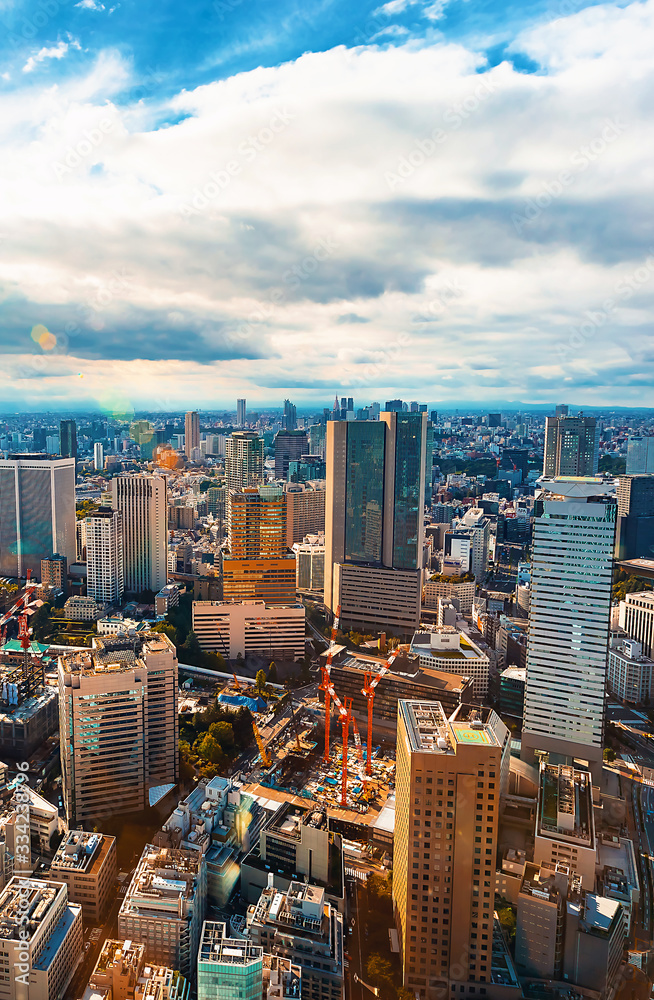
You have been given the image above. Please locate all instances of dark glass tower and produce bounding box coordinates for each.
[60,419,77,460]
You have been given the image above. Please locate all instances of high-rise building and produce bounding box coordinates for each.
[223,486,295,605]
[119,845,206,980]
[446,507,490,581]
[40,553,67,594]
[111,474,167,594]
[543,413,598,477]
[0,877,83,1000]
[59,632,178,823]
[0,454,76,578]
[237,398,247,427]
[615,474,654,559]
[274,430,308,480]
[50,830,117,923]
[393,700,504,999]
[626,435,654,474]
[618,591,654,659]
[282,398,297,432]
[59,418,77,460]
[85,507,124,607]
[555,403,569,417]
[193,600,305,660]
[93,441,104,471]
[198,921,263,1000]
[225,432,264,492]
[284,481,326,546]
[522,477,616,776]
[324,412,427,633]
[185,411,200,460]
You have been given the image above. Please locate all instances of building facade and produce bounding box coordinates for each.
[111,474,167,594]
[543,414,599,477]
[192,600,305,660]
[185,411,200,461]
[50,831,117,923]
[85,508,124,607]
[274,431,308,481]
[284,482,326,547]
[607,638,654,703]
[619,591,654,658]
[225,432,264,492]
[197,921,263,1000]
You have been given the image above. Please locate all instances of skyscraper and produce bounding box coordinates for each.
[0,454,76,578]
[60,418,77,460]
[324,411,426,634]
[93,441,104,471]
[111,474,167,594]
[522,477,616,776]
[543,413,598,477]
[626,435,654,474]
[223,485,296,605]
[86,507,124,606]
[274,429,308,480]
[59,632,178,823]
[282,398,297,432]
[225,431,264,491]
[393,700,505,999]
[185,411,200,460]
[615,474,654,560]
[237,398,247,427]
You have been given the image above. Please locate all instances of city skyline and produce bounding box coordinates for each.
[1,0,653,409]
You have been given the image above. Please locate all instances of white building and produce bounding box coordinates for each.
[619,591,654,659]
[63,595,104,621]
[522,478,616,775]
[0,455,76,579]
[409,625,490,697]
[111,474,168,594]
[86,508,124,607]
[0,877,83,1000]
[534,763,596,890]
[192,601,305,660]
[448,507,490,581]
[93,442,104,471]
[292,534,325,592]
[607,639,654,704]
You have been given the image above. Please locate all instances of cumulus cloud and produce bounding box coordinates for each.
[1,0,653,408]
[22,38,81,74]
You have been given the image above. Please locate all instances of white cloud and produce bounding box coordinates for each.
[0,1,653,408]
[22,38,81,74]
[75,0,107,10]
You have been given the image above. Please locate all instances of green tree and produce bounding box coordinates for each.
[255,669,267,694]
[365,954,394,998]
[195,733,224,764]
[30,602,53,641]
[201,650,226,672]
[268,661,278,684]
[181,630,202,665]
[209,721,235,749]
[603,747,616,762]
[151,621,178,645]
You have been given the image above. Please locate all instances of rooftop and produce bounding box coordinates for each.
[60,632,174,676]
[0,878,63,941]
[400,700,499,755]
[52,830,114,874]
[537,763,594,847]
[120,846,203,917]
[199,921,263,967]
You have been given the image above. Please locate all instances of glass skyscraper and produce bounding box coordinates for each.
[344,421,385,565]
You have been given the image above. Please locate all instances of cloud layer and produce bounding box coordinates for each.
[0,0,653,409]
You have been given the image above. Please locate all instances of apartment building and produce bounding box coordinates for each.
[50,831,117,923]
[192,600,305,660]
[619,591,654,659]
[284,483,326,547]
[533,763,596,890]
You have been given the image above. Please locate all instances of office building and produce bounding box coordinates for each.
[626,435,654,474]
[193,600,305,660]
[423,575,476,615]
[40,554,67,595]
[274,430,308,480]
[515,863,572,979]
[59,418,77,460]
[615,474,654,560]
[185,411,200,461]
[85,507,124,607]
[59,633,178,823]
[93,441,104,471]
[393,700,503,999]
[207,485,227,521]
[86,938,190,1000]
[534,762,596,889]
[197,921,263,1000]
[118,845,206,980]
[111,474,167,594]
[237,398,247,427]
[522,478,616,775]
[0,877,83,1000]
[247,882,344,1000]
[288,455,325,484]
[156,583,179,616]
[225,432,264,491]
[50,831,117,923]
[555,404,568,417]
[0,454,76,578]
[499,665,526,719]
[284,482,326,546]
[409,625,490,698]
[619,591,654,658]
[607,638,654,704]
[543,413,599,477]
[223,485,296,605]
[293,534,325,592]
[324,412,427,634]
[563,892,625,998]
[282,399,297,433]
[446,508,490,581]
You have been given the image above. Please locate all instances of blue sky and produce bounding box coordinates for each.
[0,0,652,413]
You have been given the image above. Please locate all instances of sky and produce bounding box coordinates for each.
[0,0,653,414]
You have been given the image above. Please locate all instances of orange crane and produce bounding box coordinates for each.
[0,568,36,629]
[252,720,271,768]
[232,672,242,691]
[339,698,353,809]
[361,652,397,775]
[320,605,341,761]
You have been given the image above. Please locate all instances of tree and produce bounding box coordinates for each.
[195,733,224,764]
[201,650,226,672]
[603,747,616,762]
[255,669,267,694]
[209,721,235,749]
[268,661,278,684]
[365,954,394,999]
[151,621,178,645]
[181,630,202,665]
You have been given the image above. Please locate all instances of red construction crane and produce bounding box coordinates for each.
[361,652,397,775]
[339,697,353,809]
[320,605,341,761]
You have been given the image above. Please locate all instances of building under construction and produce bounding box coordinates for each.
[0,622,57,758]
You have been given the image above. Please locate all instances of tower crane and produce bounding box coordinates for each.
[361,652,397,775]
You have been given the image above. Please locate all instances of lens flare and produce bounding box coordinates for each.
[30,324,57,351]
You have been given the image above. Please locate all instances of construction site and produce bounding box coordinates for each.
[244,608,398,823]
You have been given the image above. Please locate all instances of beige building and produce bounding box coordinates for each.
[50,831,117,923]
[58,633,178,824]
[192,600,305,660]
[40,555,67,595]
[110,474,168,594]
[332,562,421,636]
[284,482,325,547]
[515,862,572,978]
[409,626,490,698]
[293,534,325,593]
[84,938,189,1000]
[393,700,503,999]
[533,763,596,890]
[423,576,476,615]
[225,432,264,492]
[0,877,83,1000]
[63,596,104,621]
[619,590,654,658]
[10,785,58,852]
[185,411,200,461]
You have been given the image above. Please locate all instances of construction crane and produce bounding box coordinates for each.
[232,672,242,691]
[289,694,301,753]
[320,605,341,761]
[252,720,271,768]
[361,652,397,775]
[339,698,353,809]
[0,569,36,630]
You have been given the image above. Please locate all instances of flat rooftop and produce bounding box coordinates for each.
[199,921,262,966]
[0,879,63,941]
[52,831,114,874]
[60,633,173,675]
[399,700,499,755]
[537,763,594,846]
